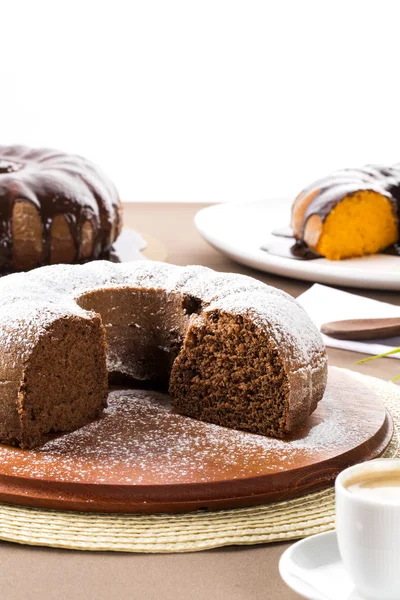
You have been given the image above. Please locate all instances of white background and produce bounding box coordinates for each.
[1,0,400,203]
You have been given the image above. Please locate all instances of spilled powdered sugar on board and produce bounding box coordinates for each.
[0,368,383,486]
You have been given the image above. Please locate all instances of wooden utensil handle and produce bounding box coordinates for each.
[321,318,400,340]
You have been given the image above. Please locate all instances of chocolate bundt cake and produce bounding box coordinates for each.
[0,145,122,272]
[0,261,327,448]
[292,165,400,260]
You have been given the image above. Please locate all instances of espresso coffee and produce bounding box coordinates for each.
[346,471,400,503]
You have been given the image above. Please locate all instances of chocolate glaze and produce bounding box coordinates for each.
[383,243,400,256]
[261,236,321,261]
[0,145,122,271]
[262,164,400,261]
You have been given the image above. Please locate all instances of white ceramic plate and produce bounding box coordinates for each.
[279,531,364,600]
[194,201,400,290]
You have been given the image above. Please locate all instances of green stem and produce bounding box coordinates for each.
[356,347,400,364]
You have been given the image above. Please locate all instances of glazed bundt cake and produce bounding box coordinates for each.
[292,165,400,260]
[0,145,122,272]
[0,261,327,448]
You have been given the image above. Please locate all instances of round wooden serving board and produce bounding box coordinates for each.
[0,367,392,514]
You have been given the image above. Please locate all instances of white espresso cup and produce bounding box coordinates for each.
[336,459,400,600]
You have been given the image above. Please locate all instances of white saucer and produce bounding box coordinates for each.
[194,201,400,290]
[279,531,366,600]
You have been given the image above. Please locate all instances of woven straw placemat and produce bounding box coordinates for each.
[0,371,398,553]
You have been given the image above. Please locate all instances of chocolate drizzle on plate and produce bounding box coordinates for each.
[383,243,400,256]
[262,228,321,261]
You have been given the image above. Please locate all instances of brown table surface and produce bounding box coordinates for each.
[3,203,400,600]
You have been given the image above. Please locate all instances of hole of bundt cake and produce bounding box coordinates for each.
[314,191,398,260]
[77,288,191,387]
[107,372,170,390]
[169,311,290,438]
[18,316,108,449]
